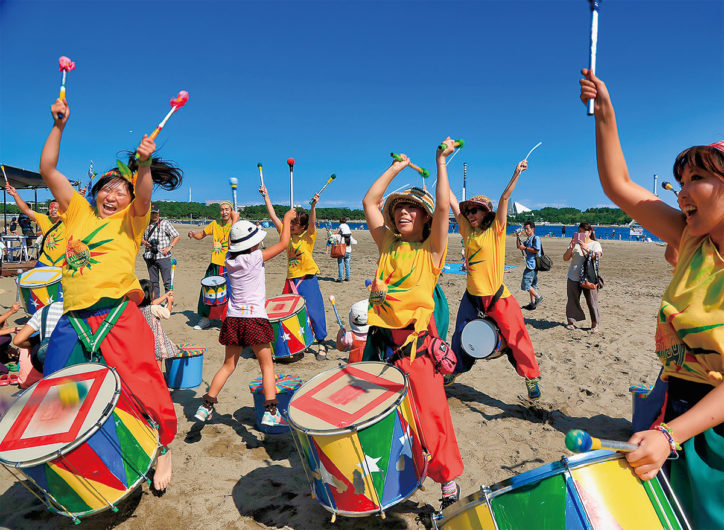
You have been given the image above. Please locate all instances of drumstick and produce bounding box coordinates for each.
[565,429,639,453]
[586,0,602,116]
[328,295,345,330]
[257,163,265,195]
[390,153,430,178]
[0,165,8,186]
[438,138,465,151]
[169,258,177,291]
[229,177,238,212]
[57,56,75,120]
[134,90,189,160]
[662,181,679,197]
[524,141,543,161]
[311,174,335,204]
[287,158,295,207]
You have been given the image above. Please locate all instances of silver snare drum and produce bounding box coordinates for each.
[460,318,503,360]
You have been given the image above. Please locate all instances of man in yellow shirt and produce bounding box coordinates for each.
[187,201,239,329]
[6,185,64,267]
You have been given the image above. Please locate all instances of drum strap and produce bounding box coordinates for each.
[68,299,128,354]
[478,284,505,318]
[38,219,63,264]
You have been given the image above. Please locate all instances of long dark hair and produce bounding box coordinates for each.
[139,279,154,308]
[578,222,597,241]
[92,152,183,200]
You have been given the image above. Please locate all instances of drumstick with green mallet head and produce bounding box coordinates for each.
[565,429,639,453]
[328,295,345,331]
[169,258,177,291]
[311,174,336,204]
[390,153,430,188]
[438,138,465,151]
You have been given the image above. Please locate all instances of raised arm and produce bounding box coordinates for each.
[5,185,37,222]
[449,190,466,225]
[263,208,295,261]
[259,185,282,233]
[430,139,453,265]
[131,135,155,218]
[363,155,409,250]
[39,99,77,211]
[580,69,685,247]
[308,193,319,237]
[497,160,527,233]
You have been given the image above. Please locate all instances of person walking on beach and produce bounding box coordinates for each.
[362,139,464,511]
[187,201,238,329]
[516,221,543,310]
[142,204,180,299]
[563,222,602,332]
[581,68,724,528]
[449,161,542,401]
[335,217,352,282]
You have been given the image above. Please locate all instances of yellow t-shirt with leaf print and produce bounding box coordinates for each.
[656,227,724,386]
[203,220,232,266]
[35,213,66,266]
[459,217,511,298]
[59,191,148,313]
[286,229,319,278]
[367,229,447,334]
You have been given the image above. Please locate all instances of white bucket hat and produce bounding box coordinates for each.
[229,220,266,252]
[348,300,369,333]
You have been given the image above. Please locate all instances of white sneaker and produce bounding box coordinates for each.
[193,317,211,330]
[261,409,287,427]
[194,403,213,422]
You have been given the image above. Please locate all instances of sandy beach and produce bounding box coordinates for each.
[0,226,672,529]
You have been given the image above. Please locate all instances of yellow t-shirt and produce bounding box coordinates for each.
[35,213,66,266]
[287,230,319,278]
[203,220,232,266]
[460,217,511,298]
[59,192,148,313]
[367,229,447,334]
[656,227,724,386]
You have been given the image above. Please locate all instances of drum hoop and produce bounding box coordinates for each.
[0,363,122,468]
[268,303,306,324]
[286,362,409,436]
[461,318,500,359]
[18,277,63,289]
[433,488,489,528]
[201,276,226,287]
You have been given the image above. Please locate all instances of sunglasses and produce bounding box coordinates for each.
[465,206,487,215]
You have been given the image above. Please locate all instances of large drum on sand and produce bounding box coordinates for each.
[18,266,63,315]
[265,294,313,360]
[433,450,690,530]
[0,363,159,522]
[287,362,429,521]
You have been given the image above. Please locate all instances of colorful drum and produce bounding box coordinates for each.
[165,344,206,389]
[249,374,302,434]
[18,266,63,315]
[265,294,314,360]
[460,317,503,360]
[433,450,689,530]
[0,363,159,522]
[201,276,227,306]
[287,362,428,520]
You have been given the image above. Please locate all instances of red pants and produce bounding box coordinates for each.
[486,296,540,379]
[394,354,464,484]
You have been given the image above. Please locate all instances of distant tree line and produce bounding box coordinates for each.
[509,206,632,226]
[153,201,367,221]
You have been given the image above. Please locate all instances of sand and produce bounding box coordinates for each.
[0,227,672,529]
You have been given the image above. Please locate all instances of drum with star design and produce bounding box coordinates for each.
[18,266,63,315]
[286,362,429,520]
[265,294,314,360]
[0,363,159,522]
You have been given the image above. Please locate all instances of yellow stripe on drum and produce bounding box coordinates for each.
[571,459,662,528]
[314,432,376,501]
[114,408,158,459]
[399,395,422,441]
[47,460,123,511]
[440,501,496,530]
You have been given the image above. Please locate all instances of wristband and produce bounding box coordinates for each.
[137,157,153,168]
[655,422,682,458]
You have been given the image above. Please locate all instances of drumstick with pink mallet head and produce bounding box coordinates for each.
[287,158,295,207]
[56,56,75,120]
[328,295,345,331]
[134,90,189,160]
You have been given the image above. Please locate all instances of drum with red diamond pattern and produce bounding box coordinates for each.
[286,361,429,520]
[265,294,314,359]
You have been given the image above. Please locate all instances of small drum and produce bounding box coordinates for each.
[165,344,206,389]
[433,450,689,530]
[201,276,227,306]
[460,317,503,360]
[0,363,159,522]
[249,374,302,434]
[287,362,428,520]
[18,266,63,315]
[265,294,314,360]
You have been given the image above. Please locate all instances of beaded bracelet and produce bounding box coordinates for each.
[655,422,682,458]
[137,157,153,168]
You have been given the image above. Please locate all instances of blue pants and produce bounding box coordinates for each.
[283,275,327,341]
[337,254,350,280]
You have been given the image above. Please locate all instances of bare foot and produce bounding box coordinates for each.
[154,451,173,491]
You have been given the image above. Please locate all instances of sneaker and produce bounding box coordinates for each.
[443,373,458,387]
[344,277,350,282]
[335,278,342,283]
[440,482,461,511]
[193,317,211,330]
[534,296,544,308]
[522,303,536,311]
[261,409,287,427]
[525,378,541,401]
[194,403,213,422]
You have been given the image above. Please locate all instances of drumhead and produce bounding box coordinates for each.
[0,363,120,467]
[18,267,63,288]
[201,276,226,288]
[461,318,499,359]
[265,294,305,321]
[287,361,407,434]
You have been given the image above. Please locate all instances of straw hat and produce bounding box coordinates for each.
[383,187,434,233]
[459,194,494,215]
[229,220,266,252]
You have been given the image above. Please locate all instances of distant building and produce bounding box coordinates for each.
[508,201,532,215]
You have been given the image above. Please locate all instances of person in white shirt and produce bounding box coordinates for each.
[335,217,353,282]
[563,222,603,332]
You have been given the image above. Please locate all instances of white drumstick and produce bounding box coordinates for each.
[524,141,543,161]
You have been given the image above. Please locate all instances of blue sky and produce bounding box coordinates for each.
[1,0,722,211]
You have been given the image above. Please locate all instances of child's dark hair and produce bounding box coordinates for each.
[227,247,254,260]
[578,222,597,241]
[139,279,154,307]
[524,220,536,229]
[92,152,183,200]
[673,145,724,183]
[295,210,310,230]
